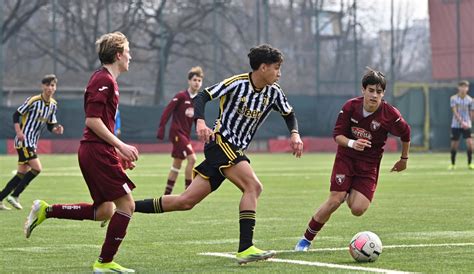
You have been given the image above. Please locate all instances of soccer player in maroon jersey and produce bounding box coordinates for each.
[157,66,204,194]
[295,67,411,251]
[24,32,139,273]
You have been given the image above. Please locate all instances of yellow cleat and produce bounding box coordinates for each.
[468,164,474,170]
[447,164,456,170]
[92,260,135,273]
[236,246,276,264]
[24,200,49,238]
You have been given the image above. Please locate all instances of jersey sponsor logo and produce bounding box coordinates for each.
[172,98,178,101]
[185,107,194,118]
[370,120,381,131]
[351,126,372,140]
[237,106,262,119]
[351,117,359,124]
[185,100,191,104]
[335,174,345,185]
[98,86,108,91]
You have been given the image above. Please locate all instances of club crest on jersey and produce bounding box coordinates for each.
[185,107,194,118]
[370,120,381,131]
[351,127,372,140]
[263,95,269,106]
[335,174,345,185]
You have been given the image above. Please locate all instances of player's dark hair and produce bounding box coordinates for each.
[188,66,204,80]
[458,80,469,87]
[362,67,386,90]
[248,44,283,70]
[41,74,58,85]
[96,32,128,65]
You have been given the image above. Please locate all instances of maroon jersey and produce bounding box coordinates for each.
[81,68,119,144]
[333,97,410,163]
[157,90,195,140]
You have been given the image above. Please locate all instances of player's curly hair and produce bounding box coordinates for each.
[248,44,283,70]
[95,32,128,65]
[188,66,204,80]
[362,67,386,90]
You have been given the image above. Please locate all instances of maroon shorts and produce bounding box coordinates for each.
[78,142,135,206]
[329,154,380,201]
[171,133,194,159]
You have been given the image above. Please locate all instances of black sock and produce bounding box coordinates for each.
[468,150,472,165]
[0,173,25,200]
[11,170,39,197]
[238,210,256,252]
[451,150,457,165]
[135,197,163,213]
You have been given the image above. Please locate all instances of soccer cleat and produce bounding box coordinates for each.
[100,219,109,228]
[468,164,474,170]
[92,260,135,273]
[0,201,11,210]
[7,195,23,210]
[294,238,312,251]
[236,246,276,264]
[447,164,456,170]
[24,200,49,238]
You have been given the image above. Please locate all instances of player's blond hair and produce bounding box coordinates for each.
[95,32,128,65]
[188,66,204,80]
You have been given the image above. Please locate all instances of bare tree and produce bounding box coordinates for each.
[2,0,49,43]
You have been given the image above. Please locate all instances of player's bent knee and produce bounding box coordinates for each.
[350,206,367,216]
[244,181,263,196]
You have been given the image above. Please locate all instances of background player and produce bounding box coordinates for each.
[448,80,473,170]
[157,66,204,194]
[294,68,411,251]
[0,75,63,210]
[24,32,138,273]
[134,44,304,264]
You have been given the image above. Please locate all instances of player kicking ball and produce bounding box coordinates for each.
[295,68,411,251]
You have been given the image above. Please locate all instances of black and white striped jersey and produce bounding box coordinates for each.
[205,72,293,150]
[14,94,58,148]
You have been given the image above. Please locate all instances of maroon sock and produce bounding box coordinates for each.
[185,179,192,189]
[99,210,132,263]
[46,203,95,220]
[164,180,175,195]
[304,218,325,241]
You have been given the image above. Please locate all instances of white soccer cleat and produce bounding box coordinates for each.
[0,201,11,210]
[7,195,23,210]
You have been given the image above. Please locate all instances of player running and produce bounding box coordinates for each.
[295,68,411,251]
[134,44,304,264]
[157,66,204,194]
[0,75,63,210]
[24,32,138,273]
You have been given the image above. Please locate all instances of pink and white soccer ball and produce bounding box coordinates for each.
[349,231,383,262]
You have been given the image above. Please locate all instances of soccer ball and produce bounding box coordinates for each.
[349,231,383,262]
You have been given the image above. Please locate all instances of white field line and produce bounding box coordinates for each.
[200,242,474,273]
[276,242,474,253]
[200,252,411,274]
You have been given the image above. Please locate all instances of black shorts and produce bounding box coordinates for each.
[451,128,472,141]
[193,134,249,192]
[16,146,38,164]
